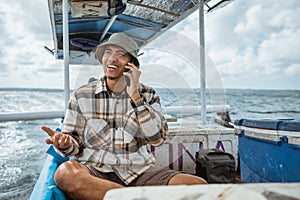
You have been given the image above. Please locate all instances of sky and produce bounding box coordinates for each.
[0,0,299,90]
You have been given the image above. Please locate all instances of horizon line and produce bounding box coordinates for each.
[0,87,299,91]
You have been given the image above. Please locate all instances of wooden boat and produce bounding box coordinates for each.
[28,1,236,199]
[13,0,300,199]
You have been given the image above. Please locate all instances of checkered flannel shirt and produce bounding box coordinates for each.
[58,77,168,184]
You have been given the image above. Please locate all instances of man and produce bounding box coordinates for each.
[42,33,206,200]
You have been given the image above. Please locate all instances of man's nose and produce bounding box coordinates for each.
[108,53,118,62]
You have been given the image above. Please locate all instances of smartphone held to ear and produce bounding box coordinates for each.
[124,63,131,86]
[125,76,131,86]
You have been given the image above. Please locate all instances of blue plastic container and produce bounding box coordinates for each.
[235,119,300,183]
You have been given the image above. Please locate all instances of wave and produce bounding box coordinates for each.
[246,110,300,114]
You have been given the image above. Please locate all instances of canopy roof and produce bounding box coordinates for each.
[47,0,232,65]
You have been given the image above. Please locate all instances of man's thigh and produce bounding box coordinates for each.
[129,166,180,186]
[85,165,126,186]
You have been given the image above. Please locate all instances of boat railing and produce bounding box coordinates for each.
[0,111,65,122]
[0,105,229,122]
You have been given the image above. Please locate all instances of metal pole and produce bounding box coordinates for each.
[199,0,206,125]
[0,111,65,122]
[100,15,118,42]
[63,0,70,109]
[0,105,229,122]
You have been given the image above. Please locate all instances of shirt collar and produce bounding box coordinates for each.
[95,76,127,96]
[95,76,109,94]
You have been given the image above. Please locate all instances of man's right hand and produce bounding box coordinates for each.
[41,126,72,150]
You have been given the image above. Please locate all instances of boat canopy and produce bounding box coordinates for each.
[47,0,232,65]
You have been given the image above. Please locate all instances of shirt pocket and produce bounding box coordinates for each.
[85,118,111,149]
[114,128,134,144]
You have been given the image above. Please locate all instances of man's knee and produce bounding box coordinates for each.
[168,173,207,185]
[54,160,89,192]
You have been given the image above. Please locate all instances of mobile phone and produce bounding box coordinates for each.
[125,76,131,86]
[124,61,132,86]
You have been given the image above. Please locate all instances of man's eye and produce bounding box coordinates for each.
[104,50,111,54]
[117,52,126,57]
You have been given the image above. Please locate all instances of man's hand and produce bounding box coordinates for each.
[123,62,141,101]
[41,126,72,150]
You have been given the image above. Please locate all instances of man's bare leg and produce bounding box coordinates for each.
[54,161,124,200]
[168,173,207,185]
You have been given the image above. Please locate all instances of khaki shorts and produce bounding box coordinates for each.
[86,165,180,186]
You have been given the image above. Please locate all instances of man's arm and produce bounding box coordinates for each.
[129,88,168,146]
[59,93,85,156]
[124,63,167,146]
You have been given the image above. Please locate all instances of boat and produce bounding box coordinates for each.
[28,1,238,199]
[0,0,299,199]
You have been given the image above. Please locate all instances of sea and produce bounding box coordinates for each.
[0,88,300,199]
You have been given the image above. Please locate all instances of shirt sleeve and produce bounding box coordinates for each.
[129,88,168,146]
[59,92,85,157]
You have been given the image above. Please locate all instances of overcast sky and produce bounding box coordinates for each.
[0,0,299,90]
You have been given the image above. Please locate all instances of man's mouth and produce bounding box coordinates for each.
[107,65,118,69]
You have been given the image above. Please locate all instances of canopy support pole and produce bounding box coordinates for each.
[100,15,118,42]
[199,0,206,125]
[63,0,70,109]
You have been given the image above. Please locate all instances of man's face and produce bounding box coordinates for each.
[102,44,131,80]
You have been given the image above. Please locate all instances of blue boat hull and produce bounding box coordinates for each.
[29,145,68,200]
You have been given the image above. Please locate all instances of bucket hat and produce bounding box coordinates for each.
[95,32,140,67]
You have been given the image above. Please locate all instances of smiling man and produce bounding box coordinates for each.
[42,32,206,200]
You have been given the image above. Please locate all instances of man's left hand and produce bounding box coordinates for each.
[123,62,141,101]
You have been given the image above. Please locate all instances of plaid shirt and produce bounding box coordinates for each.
[59,77,167,184]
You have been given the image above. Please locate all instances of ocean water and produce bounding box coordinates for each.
[0,88,300,199]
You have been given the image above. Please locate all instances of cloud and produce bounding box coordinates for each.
[0,10,11,76]
[0,0,299,89]
[140,30,210,89]
[145,0,299,90]
[196,0,300,89]
[2,0,51,40]
[257,29,300,73]
[139,0,300,89]
[0,0,64,88]
[0,49,8,77]
[284,64,300,76]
